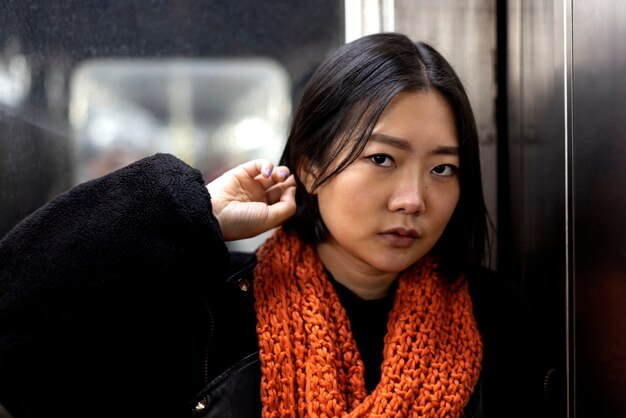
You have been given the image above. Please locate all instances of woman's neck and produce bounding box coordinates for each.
[316,242,398,300]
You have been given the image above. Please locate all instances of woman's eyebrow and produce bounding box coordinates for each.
[369,134,412,151]
[369,134,459,155]
[430,145,460,156]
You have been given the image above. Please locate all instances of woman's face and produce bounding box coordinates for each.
[313,90,460,296]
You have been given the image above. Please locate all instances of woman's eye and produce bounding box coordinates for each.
[368,154,394,167]
[432,164,457,177]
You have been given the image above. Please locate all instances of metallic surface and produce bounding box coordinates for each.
[572,1,626,416]
[507,0,626,416]
[505,1,567,414]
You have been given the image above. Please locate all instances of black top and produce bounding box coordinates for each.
[328,271,398,393]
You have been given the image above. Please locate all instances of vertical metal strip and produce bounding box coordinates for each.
[562,0,575,417]
[344,0,395,44]
[381,0,395,32]
[344,0,363,43]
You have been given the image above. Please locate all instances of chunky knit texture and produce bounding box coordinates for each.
[254,228,483,418]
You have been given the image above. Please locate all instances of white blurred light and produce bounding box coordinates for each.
[234,117,273,151]
[0,53,31,107]
[344,0,395,43]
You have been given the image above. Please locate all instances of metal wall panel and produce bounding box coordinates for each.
[505,1,567,416]
[572,1,626,416]
[507,0,626,416]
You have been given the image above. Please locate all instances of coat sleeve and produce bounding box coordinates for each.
[0,153,231,417]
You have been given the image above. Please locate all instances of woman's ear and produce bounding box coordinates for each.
[298,158,317,194]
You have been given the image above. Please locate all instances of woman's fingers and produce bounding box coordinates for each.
[215,159,292,202]
[240,159,275,180]
[207,159,297,241]
[218,184,296,241]
[265,185,297,227]
[239,160,293,195]
[265,175,296,204]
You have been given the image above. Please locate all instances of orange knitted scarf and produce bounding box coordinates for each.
[254,228,483,417]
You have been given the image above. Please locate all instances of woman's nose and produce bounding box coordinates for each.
[387,179,426,214]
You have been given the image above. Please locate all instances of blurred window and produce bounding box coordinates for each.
[69,58,291,185]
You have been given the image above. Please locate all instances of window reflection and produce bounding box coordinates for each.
[69,58,291,183]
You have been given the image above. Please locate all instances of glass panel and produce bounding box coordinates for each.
[0,0,344,249]
[69,58,290,184]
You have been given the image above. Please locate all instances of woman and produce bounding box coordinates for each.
[0,33,541,417]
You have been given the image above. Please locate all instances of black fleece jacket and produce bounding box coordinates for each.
[0,154,231,417]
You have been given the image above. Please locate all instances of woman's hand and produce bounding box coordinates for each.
[207,159,297,241]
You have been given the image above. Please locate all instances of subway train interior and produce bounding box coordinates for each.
[1,1,625,417]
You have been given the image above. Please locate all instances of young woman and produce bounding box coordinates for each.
[0,33,541,417]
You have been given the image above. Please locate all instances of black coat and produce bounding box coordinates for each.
[0,154,545,418]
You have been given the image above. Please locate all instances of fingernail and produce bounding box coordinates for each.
[264,168,271,177]
[279,170,288,179]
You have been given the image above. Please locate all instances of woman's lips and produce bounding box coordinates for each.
[379,227,420,247]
